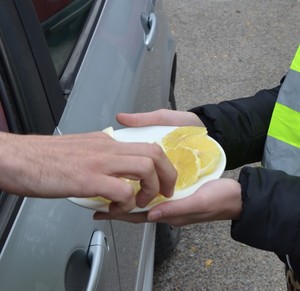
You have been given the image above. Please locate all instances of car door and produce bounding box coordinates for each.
[55,1,176,290]
[0,0,176,290]
[0,1,119,290]
[0,1,120,290]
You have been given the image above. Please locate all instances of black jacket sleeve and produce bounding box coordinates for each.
[188,78,300,275]
[189,86,280,170]
[232,167,300,275]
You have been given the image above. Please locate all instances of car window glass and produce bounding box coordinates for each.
[32,0,95,76]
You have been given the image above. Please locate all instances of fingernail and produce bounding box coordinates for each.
[148,210,162,221]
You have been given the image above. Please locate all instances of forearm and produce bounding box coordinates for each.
[231,166,300,258]
[189,86,280,169]
[0,132,30,195]
[0,131,177,212]
[0,132,66,197]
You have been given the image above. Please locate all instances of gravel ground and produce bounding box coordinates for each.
[153,1,300,290]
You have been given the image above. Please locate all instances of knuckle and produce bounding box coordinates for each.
[138,189,155,200]
[148,143,165,159]
[119,183,135,201]
[171,167,178,182]
[139,158,155,176]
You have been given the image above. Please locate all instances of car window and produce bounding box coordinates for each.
[32,0,95,77]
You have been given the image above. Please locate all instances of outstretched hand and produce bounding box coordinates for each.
[0,131,177,213]
[94,178,242,226]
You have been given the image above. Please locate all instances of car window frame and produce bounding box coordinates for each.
[59,0,106,94]
[13,0,66,126]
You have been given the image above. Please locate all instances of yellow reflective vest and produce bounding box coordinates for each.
[262,45,300,175]
[262,45,300,272]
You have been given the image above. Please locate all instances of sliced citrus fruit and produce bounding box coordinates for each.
[162,126,207,150]
[197,137,221,176]
[165,146,201,190]
[89,196,110,203]
[178,135,221,176]
[162,126,221,189]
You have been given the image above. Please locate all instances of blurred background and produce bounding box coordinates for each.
[153,1,300,290]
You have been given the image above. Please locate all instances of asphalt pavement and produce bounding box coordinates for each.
[153,1,300,290]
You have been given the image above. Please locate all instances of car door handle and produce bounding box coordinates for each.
[141,13,157,51]
[86,231,108,291]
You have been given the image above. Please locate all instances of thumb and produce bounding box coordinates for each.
[116,111,160,127]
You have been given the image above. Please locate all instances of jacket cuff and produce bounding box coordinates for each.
[231,167,300,259]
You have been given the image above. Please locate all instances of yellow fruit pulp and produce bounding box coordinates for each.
[178,135,221,176]
[162,126,220,190]
[162,126,207,150]
[165,146,201,190]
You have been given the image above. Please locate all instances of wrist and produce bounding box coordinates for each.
[0,132,19,192]
[225,179,242,220]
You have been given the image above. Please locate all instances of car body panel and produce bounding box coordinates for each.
[0,198,120,290]
[58,0,175,133]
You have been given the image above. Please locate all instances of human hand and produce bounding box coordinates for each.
[0,131,177,213]
[116,109,204,128]
[94,178,242,225]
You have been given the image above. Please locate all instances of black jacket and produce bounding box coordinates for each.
[189,81,300,278]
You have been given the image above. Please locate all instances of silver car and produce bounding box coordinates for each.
[0,0,179,290]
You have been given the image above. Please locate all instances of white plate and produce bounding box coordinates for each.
[68,126,226,212]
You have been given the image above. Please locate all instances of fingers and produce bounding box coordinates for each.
[93,198,192,225]
[147,200,189,225]
[107,154,161,208]
[93,195,195,225]
[86,176,136,212]
[116,110,164,127]
[116,109,204,127]
[59,135,176,208]
[109,142,177,204]
[117,109,182,127]
[93,211,148,223]
[146,179,242,225]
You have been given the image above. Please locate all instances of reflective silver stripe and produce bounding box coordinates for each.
[262,136,300,175]
[263,48,300,170]
[277,70,300,111]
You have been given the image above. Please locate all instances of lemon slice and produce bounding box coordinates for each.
[178,135,221,176]
[162,126,207,150]
[89,196,110,203]
[165,146,201,190]
[162,126,221,189]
